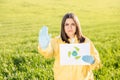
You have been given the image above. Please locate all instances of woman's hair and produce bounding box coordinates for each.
[60,13,85,43]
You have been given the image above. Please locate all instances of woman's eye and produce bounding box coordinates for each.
[71,23,75,26]
[65,23,69,26]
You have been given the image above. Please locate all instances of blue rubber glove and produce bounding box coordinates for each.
[82,55,95,64]
[39,26,51,50]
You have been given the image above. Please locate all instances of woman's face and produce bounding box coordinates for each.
[64,18,76,38]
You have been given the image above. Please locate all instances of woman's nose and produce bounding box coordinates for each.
[69,25,72,29]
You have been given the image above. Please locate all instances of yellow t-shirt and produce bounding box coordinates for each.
[38,36,101,80]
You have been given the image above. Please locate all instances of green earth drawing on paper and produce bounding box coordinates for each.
[68,46,81,60]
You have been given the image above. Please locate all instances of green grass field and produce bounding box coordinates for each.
[0,0,120,79]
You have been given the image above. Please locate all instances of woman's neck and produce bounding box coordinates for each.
[69,36,75,43]
[69,35,75,39]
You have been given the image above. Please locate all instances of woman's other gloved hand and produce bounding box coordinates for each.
[39,26,51,50]
[82,55,95,64]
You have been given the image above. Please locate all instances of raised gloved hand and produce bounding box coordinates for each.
[39,26,51,50]
[82,55,95,64]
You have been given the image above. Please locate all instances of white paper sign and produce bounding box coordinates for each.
[60,43,90,65]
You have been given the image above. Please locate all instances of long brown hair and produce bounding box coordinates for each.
[60,13,85,43]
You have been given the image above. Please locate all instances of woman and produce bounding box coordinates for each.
[38,13,101,80]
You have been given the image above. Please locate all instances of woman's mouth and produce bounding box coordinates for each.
[68,30,73,32]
